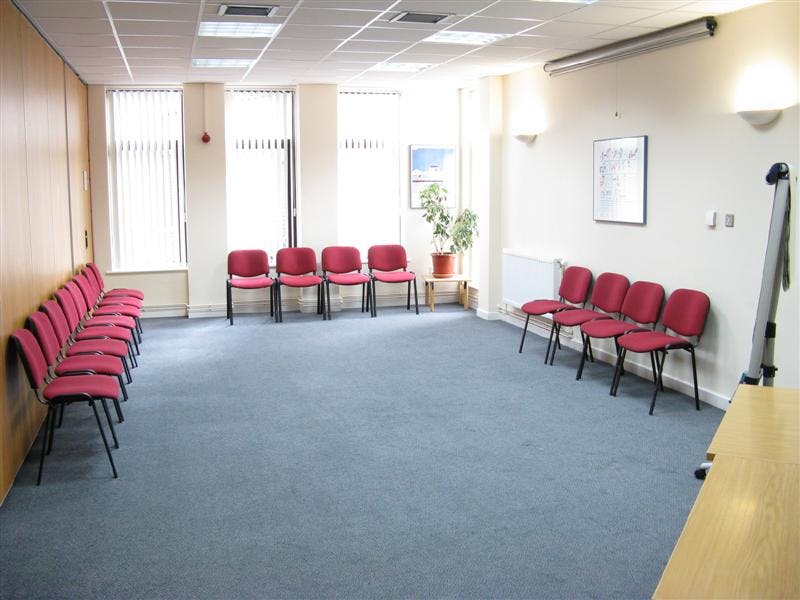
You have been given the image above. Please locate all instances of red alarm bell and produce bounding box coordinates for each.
[201,131,211,144]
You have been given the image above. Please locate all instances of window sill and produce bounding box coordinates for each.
[106,267,188,275]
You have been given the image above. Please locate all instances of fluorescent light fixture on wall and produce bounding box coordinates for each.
[544,17,717,76]
[424,30,511,46]
[370,62,432,72]
[192,58,253,68]
[199,22,281,37]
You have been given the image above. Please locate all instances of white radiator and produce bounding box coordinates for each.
[501,250,563,309]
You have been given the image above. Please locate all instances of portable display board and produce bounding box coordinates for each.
[593,135,648,224]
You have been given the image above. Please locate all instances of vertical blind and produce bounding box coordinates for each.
[337,91,400,255]
[225,89,294,255]
[107,89,186,271]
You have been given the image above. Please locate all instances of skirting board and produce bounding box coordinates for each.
[497,304,730,411]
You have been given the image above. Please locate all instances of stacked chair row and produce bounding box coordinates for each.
[10,263,145,484]
[226,244,419,324]
[518,266,710,415]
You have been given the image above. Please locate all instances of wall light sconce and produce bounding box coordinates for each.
[515,134,538,144]
[737,109,782,127]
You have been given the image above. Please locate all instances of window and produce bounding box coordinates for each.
[338,91,400,255]
[225,89,295,254]
[107,89,186,271]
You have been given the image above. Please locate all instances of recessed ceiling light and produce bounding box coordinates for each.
[424,30,511,46]
[192,58,253,68]
[389,12,451,24]
[370,62,432,72]
[218,4,278,17]
[198,22,281,38]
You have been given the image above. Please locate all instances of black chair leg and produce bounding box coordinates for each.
[37,407,53,485]
[650,351,667,415]
[227,282,233,325]
[689,347,700,411]
[548,324,561,365]
[372,279,378,316]
[90,400,118,478]
[326,281,332,320]
[587,339,594,362]
[370,281,376,317]
[413,279,418,314]
[407,281,411,310]
[46,404,57,455]
[361,283,365,313]
[610,348,626,396]
[113,397,124,423]
[576,334,590,380]
[132,334,140,355]
[100,398,119,448]
[519,314,530,353]
[544,321,557,364]
[57,403,65,428]
[269,285,274,317]
[118,376,129,401]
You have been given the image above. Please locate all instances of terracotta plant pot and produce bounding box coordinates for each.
[431,253,456,278]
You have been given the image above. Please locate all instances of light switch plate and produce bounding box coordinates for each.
[724,213,735,227]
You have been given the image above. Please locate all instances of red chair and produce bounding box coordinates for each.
[86,262,144,300]
[576,281,664,380]
[82,268,142,309]
[275,247,325,322]
[518,266,592,361]
[547,272,629,365]
[367,245,417,315]
[322,246,373,319]
[11,328,120,484]
[227,249,275,325]
[612,288,710,415]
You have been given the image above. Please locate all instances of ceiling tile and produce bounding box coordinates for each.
[59,45,123,57]
[476,1,582,21]
[526,20,611,37]
[565,4,661,25]
[470,44,544,59]
[352,27,432,42]
[401,41,478,55]
[450,16,542,35]
[32,18,112,35]
[194,37,266,50]
[678,0,767,14]
[124,47,191,58]
[192,49,261,59]
[107,1,200,21]
[269,38,343,51]
[127,58,189,68]
[493,34,559,49]
[289,8,381,27]
[19,1,107,19]
[301,0,396,8]
[392,0,495,15]
[591,25,659,41]
[337,39,413,53]
[259,49,331,61]
[115,20,197,36]
[279,25,360,39]
[628,10,709,27]
[50,33,118,47]
[387,53,451,63]
[120,35,194,48]
[71,57,127,68]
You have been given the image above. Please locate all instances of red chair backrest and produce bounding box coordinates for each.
[54,288,81,332]
[28,312,62,365]
[74,274,98,309]
[368,245,407,272]
[276,247,317,276]
[87,263,105,290]
[42,300,73,347]
[322,246,362,274]
[11,329,48,391]
[83,267,102,295]
[621,281,664,326]
[228,249,269,278]
[589,272,629,314]
[64,281,89,318]
[558,266,592,304]
[662,288,710,338]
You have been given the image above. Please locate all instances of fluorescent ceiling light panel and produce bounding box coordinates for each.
[370,62,432,72]
[424,31,511,46]
[198,22,281,38]
[192,58,253,68]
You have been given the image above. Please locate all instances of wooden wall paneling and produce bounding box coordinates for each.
[65,68,93,268]
[0,0,43,502]
[45,48,72,280]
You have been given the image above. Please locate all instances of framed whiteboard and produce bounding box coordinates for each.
[593,135,648,224]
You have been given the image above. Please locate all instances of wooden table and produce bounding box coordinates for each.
[653,385,800,599]
[423,274,471,311]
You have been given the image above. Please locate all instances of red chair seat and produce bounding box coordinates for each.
[99,296,143,308]
[618,331,691,353]
[372,271,414,284]
[55,355,123,377]
[553,308,611,327]
[580,319,638,339]
[75,326,132,342]
[93,305,140,318]
[279,274,322,287]
[521,299,572,315]
[230,276,274,289]
[327,273,370,286]
[44,374,119,401]
[84,315,136,329]
[105,288,144,300]
[67,338,129,358]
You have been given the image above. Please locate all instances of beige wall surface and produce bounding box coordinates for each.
[499,1,799,403]
[0,0,93,502]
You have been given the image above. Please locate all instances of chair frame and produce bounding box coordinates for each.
[367,245,418,316]
[322,246,375,319]
[226,250,275,326]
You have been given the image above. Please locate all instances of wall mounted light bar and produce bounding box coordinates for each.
[544,16,717,76]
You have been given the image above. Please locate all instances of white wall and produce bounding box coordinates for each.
[499,1,799,404]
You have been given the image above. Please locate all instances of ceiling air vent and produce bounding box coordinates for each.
[389,12,451,24]
[218,4,278,17]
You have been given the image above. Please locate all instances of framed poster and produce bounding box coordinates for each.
[410,145,456,209]
[593,135,648,224]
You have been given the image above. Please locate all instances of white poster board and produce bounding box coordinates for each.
[593,135,647,224]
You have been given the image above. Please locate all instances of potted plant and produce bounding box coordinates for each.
[419,183,479,278]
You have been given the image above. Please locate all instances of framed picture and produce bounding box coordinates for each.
[593,135,648,224]
[410,145,456,209]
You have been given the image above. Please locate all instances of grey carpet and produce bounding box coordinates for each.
[0,307,723,599]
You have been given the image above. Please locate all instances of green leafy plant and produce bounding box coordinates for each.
[419,183,479,254]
